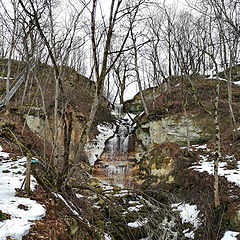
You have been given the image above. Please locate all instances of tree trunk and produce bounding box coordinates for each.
[25,155,32,195]
[214,74,221,208]
[131,28,149,116]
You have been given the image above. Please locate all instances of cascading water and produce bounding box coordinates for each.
[93,104,136,189]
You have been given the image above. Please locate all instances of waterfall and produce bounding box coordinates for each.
[113,104,123,118]
[93,105,136,189]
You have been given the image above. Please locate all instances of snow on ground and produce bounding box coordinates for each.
[190,154,240,187]
[0,151,45,240]
[207,75,240,87]
[104,233,112,240]
[0,146,9,159]
[234,81,240,85]
[191,144,208,150]
[85,123,116,166]
[187,145,240,238]
[0,76,14,80]
[128,204,144,212]
[221,231,240,240]
[172,202,201,239]
[127,218,148,228]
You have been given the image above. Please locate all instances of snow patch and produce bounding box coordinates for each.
[76,193,85,198]
[172,202,201,239]
[233,127,240,132]
[127,218,148,228]
[221,231,239,240]
[234,81,240,85]
[128,204,144,212]
[0,146,10,159]
[104,233,112,240]
[191,157,240,187]
[192,144,208,150]
[0,154,45,240]
[0,76,14,80]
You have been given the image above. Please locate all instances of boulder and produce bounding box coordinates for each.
[137,143,195,185]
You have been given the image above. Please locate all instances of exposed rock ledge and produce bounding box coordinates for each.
[136,114,214,148]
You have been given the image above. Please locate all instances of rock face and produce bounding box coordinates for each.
[136,114,214,148]
[25,115,46,139]
[136,143,195,186]
[25,109,86,161]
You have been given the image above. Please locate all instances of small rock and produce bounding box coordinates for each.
[18,204,29,210]
[0,210,11,221]
[2,169,10,173]
[113,186,120,191]
[10,166,18,169]
[11,157,18,161]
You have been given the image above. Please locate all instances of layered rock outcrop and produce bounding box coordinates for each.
[136,114,214,147]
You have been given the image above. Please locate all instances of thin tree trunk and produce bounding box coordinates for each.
[74,86,99,162]
[25,154,32,195]
[62,104,73,176]
[227,63,236,128]
[130,28,149,116]
[214,73,221,208]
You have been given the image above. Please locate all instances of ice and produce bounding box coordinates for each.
[85,123,116,165]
